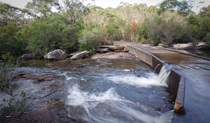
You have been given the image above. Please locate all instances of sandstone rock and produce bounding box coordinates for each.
[101,40,113,45]
[21,53,34,59]
[92,52,137,60]
[157,43,164,47]
[100,45,124,52]
[172,42,207,50]
[44,49,66,60]
[14,73,56,82]
[97,48,109,53]
[196,42,207,50]
[123,46,129,52]
[70,51,89,60]
[172,43,193,50]
[109,45,124,51]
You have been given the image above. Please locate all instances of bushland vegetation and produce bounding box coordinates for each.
[1,0,210,58]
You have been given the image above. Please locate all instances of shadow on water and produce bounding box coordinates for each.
[187,49,210,59]
[1,59,174,123]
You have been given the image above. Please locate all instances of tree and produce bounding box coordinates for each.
[0,2,24,26]
[19,14,83,57]
[25,0,60,18]
[145,10,187,46]
[0,23,25,57]
[199,5,210,33]
[199,5,210,18]
[158,0,192,15]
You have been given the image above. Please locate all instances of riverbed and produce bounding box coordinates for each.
[0,53,173,123]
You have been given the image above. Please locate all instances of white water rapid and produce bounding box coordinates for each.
[65,68,173,123]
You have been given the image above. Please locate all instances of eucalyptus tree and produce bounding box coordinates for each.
[24,0,61,18]
[0,2,23,26]
[62,0,89,24]
[158,0,192,15]
[199,5,210,33]
[198,5,210,46]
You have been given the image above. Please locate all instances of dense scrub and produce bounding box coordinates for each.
[0,0,210,58]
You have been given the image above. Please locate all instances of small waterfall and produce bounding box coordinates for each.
[157,64,172,87]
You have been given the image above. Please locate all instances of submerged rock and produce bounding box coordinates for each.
[44,49,67,60]
[70,51,89,60]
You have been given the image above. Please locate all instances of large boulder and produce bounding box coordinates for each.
[44,49,67,60]
[70,51,89,60]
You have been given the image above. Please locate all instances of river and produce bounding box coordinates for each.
[0,58,173,123]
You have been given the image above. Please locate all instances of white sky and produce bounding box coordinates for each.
[0,0,209,13]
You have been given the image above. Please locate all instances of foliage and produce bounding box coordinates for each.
[158,0,192,15]
[24,0,60,18]
[199,5,210,18]
[1,0,210,59]
[19,14,83,57]
[0,23,25,57]
[203,33,210,47]
[0,2,24,26]
[0,91,29,116]
[0,54,28,117]
[79,29,101,54]
[79,37,98,54]
[0,53,19,97]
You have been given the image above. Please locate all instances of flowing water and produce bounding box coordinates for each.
[0,59,173,123]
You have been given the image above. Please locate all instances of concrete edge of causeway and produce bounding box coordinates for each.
[128,45,185,114]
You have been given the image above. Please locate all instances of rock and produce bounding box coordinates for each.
[1,108,59,123]
[70,51,89,60]
[100,45,124,52]
[44,49,66,60]
[97,48,109,53]
[157,43,164,47]
[172,43,193,50]
[21,53,34,59]
[14,73,56,82]
[196,42,207,50]
[92,52,137,60]
[123,46,129,52]
[109,45,124,51]
[101,40,114,45]
[172,42,207,50]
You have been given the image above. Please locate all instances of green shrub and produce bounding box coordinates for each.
[79,37,99,55]
[203,33,210,48]
[18,15,84,57]
[0,23,25,57]
[203,33,210,42]
[79,26,104,53]
[0,91,29,116]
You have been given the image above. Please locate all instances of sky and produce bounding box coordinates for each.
[0,0,209,13]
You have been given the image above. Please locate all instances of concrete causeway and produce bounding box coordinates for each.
[118,42,210,123]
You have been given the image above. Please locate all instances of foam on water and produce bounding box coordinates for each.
[66,84,173,123]
[107,73,163,88]
[67,84,124,107]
